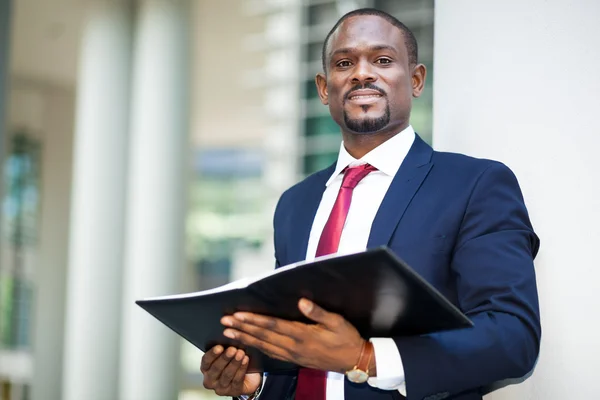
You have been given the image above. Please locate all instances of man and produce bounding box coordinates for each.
[200,8,540,400]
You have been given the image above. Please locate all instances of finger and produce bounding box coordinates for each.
[200,345,224,372]
[222,314,302,341]
[298,298,343,329]
[217,349,246,388]
[223,328,292,362]
[204,347,238,384]
[230,356,250,393]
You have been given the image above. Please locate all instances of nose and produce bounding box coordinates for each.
[351,59,377,84]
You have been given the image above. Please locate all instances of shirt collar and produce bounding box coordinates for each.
[325,125,416,187]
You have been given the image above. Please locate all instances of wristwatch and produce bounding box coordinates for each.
[345,340,374,384]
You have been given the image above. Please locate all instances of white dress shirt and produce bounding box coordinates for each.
[250,126,415,400]
[304,125,415,399]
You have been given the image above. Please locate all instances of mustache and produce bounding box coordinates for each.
[344,83,387,101]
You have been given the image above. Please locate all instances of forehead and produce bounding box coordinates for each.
[327,15,406,55]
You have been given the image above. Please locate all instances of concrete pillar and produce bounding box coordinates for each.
[29,87,75,400]
[119,1,189,399]
[0,0,10,157]
[0,2,10,384]
[432,1,600,399]
[61,2,132,399]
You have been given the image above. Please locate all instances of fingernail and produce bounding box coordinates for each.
[233,313,245,321]
[235,350,244,361]
[242,356,249,365]
[299,299,313,313]
[221,317,233,327]
[226,347,236,358]
[213,346,223,355]
[223,329,236,339]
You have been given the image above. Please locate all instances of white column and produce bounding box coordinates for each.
[62,2,132,400]
[30,88,75,400]
[119,1,189,399]
[433,1,600,399]
[0,0,11,155]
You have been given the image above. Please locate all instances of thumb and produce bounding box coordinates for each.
[298,298,339,328]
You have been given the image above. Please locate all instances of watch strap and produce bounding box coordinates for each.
[357,340,374,374]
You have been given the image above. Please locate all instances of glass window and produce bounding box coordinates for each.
[0,133,40,350]
[303,152,338,175]
[305,116,340,137]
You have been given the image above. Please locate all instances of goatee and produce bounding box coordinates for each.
[344,105,391,134]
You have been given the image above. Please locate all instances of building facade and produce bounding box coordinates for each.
[0,1,599,400]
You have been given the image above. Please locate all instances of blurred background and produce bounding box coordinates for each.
[1,0,599,400]
[0,0,433,399]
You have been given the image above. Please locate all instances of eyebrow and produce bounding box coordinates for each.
[330,44,398,59]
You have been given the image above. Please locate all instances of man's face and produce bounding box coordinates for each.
[316,15,423,135]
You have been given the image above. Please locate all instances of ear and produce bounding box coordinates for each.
[315,73,329,105]
[411,64,427,98]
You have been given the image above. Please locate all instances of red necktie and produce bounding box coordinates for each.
[295,163,377,400]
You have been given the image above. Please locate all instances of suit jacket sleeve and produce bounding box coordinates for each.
[394,162,541,400]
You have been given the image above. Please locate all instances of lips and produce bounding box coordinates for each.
[347,89,384,105]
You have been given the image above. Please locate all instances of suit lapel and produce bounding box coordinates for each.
[367,135,434,248]
[286,164,334,264]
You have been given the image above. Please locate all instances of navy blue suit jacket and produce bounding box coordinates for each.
[261,135,540,400]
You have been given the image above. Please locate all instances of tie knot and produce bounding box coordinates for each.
[341,164,377,189]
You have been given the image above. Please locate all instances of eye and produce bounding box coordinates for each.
[376,57,392,64]
[336,60,353,68]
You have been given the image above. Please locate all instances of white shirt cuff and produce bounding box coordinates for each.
[237,373,267,399]
[367,337,407,397]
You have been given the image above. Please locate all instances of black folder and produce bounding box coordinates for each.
[136,247,473,373]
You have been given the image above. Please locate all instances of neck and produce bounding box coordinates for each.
[341,123,408,159]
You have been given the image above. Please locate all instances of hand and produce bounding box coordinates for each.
[200,345,262,397]
[220,298,367,374]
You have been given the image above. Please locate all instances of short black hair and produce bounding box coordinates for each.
[321,8,418,73]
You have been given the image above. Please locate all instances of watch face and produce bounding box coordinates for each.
[346,369,369,384]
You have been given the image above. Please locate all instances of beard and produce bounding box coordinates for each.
[343,104,391,134]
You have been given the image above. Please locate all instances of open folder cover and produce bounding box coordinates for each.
[136,247,473,373]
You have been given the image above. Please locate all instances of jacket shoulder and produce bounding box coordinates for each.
[432,150,501,169]
[431,150,518,180]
